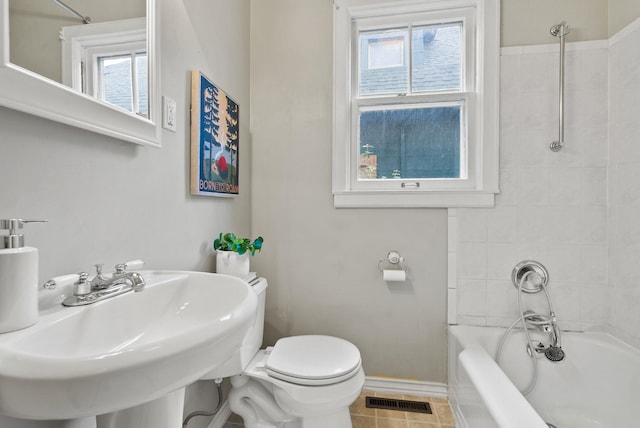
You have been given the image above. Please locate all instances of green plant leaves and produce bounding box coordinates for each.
[213,233,264,256]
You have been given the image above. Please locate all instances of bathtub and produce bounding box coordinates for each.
[448,325,640,428]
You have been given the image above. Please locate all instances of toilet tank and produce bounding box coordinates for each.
[202,277,267,379]
[239,278,267,366]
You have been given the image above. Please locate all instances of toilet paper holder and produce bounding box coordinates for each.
[377,251,406,272]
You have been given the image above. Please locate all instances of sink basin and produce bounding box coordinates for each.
[0,271,257,420]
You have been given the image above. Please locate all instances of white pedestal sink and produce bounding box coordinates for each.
[0,271,258,427]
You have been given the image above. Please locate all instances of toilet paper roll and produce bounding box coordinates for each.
[383,269,406,282]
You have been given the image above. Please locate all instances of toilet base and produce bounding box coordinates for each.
[229,375,356,428]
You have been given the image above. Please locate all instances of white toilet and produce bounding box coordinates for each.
[204,278,365,428]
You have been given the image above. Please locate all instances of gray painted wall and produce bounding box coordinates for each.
[501,0,608,46]
[609,0,640,35]
[0,0,249,425]
[249,0,448,382]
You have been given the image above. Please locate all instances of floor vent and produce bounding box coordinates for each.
[365,396,432,414]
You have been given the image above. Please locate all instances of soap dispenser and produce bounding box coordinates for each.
[0,219,47,333]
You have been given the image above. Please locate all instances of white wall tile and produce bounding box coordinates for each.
[457,243,487,279]
[500,54,520,95]
[518,167,549,206]
[448,288,457,324]
[487,206,517,243]
[580,127,608,167]
[457,279,487,317]
[580,49,608,89]
[519,53,551,94]
[500,129,519,169]
[518,129,550,167]
[548,281,581,326]
[581,206,607,244]
[581,168,607,206]
[517,206,550,244]
[581,283,608,329]
[548,206,584,244]
[458,209,488,242]
[548,167,582,206]
[487,243,519,280]
[546,244,581,282]
[580,245,608,283]
[496,168,518,206]
[517,242,549,263]
[518,90,551,129]
[486,279,518,318]
[448,252,457,288]
[448,211,458,253]
[452,41,625,335]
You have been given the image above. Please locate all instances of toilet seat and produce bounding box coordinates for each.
[265,335,362,386]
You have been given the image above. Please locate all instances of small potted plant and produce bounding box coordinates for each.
[213,232,264,277]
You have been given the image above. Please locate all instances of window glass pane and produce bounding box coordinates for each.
[101,55,133,112]
[412,23,462,92]
[136,54,148,116]
[369,39,404,69]
[358,104,462,179]
[359,29,408,96]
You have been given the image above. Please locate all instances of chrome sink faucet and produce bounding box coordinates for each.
[90,262,146,292]
[58,260,146,307]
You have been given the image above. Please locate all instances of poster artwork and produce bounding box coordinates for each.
[190,70,239,196]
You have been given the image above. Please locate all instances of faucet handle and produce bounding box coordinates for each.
[43,273,80,290]
[74,272,91,296]
[115,260,144,273]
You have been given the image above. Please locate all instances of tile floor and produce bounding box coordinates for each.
[222,391,456,428]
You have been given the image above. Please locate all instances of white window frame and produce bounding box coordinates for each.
[333,0,500,208]
[60,18,147,115]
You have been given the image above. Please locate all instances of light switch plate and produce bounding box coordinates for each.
[162,96,177,132]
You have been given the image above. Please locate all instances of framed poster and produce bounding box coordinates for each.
[190,70,239,196]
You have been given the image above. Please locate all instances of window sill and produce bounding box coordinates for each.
[333,190,496,208]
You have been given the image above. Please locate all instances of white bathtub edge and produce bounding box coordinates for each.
[459,346,548,428]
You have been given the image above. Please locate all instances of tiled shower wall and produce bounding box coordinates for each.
[451,41,609,331]
[608,20,640,349]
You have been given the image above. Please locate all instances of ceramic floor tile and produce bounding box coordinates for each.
[351,414,376,428]
[377,417,409,428]
[433,402,455,425]
[350,392,377,417]
[407,422,440,428]
[226,391,456,428]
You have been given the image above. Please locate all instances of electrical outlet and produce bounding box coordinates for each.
[162,96,177,132]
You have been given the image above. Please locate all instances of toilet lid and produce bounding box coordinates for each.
[266,335,361,386]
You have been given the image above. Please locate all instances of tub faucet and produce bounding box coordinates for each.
[523,310,563,360]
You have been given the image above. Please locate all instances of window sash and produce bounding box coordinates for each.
[350,94,475,191]
[349,7,477,191]
[353,7,475,97]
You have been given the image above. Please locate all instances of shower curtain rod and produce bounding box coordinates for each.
[52,0,91,24]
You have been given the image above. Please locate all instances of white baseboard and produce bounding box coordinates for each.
[207,376,448,427]
[363,376,448,398]
[206,400,232,428]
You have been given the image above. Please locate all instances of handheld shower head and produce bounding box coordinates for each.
[544,346,565,362]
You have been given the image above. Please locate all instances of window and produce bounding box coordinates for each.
[367,37,405,70]
[333,0,500,207]
[61,18,148,117]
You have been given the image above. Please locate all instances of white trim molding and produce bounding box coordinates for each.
[363,375,449,397]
